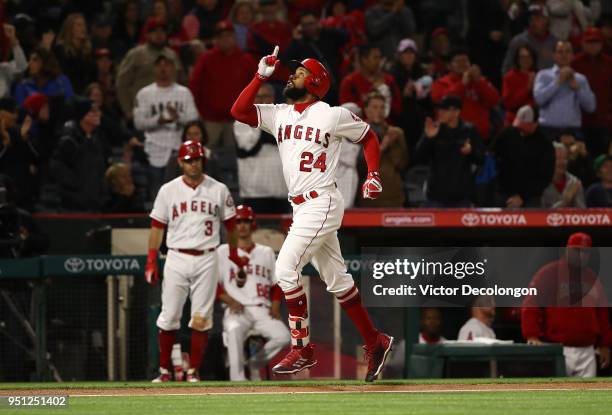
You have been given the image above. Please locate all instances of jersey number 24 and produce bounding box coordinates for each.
[299,152,327,173]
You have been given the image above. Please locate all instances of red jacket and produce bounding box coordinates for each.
[189,47,256,122]
[521,258,611,347]
[572,52,612,129]
[339,71,402,119]
[247,21,292,82]
[431,73,500,139]
[502,69,535,125]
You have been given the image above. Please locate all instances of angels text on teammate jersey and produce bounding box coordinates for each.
[150,176,236,250]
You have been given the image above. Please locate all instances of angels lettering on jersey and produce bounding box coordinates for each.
[255,102,370,196]
[146,100,187,117]
[276,124,331,148]
[217,244,277,307]
[150,176,236,251]
[170,199,220,221]
[227,263,274,299]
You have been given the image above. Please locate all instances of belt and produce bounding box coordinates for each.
[289,183,337,205]
[290,190,319,205]
[173,248,216,256]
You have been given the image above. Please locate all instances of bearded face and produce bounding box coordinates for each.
[283,83,308,101]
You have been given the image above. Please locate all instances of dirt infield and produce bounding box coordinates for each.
[5,382,612,396]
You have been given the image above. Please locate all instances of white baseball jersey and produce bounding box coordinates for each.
[233,121,288,198]
[217,243,277,307]
[150,175,236,250]
[133,82,199,167]
[457,318,496,341]
[255,101,369,196]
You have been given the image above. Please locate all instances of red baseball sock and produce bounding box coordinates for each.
[284,286,309,347]
[285,286,308,317]
[159,329,177,370]
[338,286,379,347]
[190,330,209,370]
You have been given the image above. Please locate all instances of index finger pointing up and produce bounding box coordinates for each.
[272,45,279,57]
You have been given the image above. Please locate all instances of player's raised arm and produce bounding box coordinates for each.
[230,45,279,127]
[361,128,383,200]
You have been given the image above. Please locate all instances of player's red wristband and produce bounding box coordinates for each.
[147,248,158,261]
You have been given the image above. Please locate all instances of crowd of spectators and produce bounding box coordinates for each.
[0,0,611,213]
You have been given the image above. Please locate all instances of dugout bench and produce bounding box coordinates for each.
[408,343,566,378]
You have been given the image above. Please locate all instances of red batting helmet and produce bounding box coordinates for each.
[178,140,205,160]
[235,204,256,229]
[567,232,592,248]
[288,58,331,99]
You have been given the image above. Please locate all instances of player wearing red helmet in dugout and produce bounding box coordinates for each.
[231,46,393,382]
[217,205,290,381]
[145,140,248,382]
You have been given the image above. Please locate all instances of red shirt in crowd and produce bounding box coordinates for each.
[502,69,535,125]
[247,20,292,81]
[431,73,500,139]
[189,47,256,122]
[572,52,612,129]
[339,71,402,119]
[521,258,611,348]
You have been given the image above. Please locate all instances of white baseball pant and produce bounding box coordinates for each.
[223,306,290,381]
[156,250,218,332]
[563,345,597,377]
[275,187,355,297]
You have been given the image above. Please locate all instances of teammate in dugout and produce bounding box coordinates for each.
[144,140,249,382]
[231,46,394,382]
[217,204,290,381]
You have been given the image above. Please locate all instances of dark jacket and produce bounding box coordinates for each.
[492,126,554,202]
[585,183,612,207]
[415,121,485,203]
[0,128,39,209]
[53,44,96,94]
[104,191,145,213]
[50,121,109,211]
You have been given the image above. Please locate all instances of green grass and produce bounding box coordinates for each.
[2,390,612,415]
[1,377,612,390]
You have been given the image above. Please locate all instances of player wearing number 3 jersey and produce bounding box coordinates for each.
[145,140,244,383]
[231,46,393,382]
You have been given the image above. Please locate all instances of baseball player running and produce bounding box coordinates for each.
[145,140,247,382]
[217,204,290,381]
[231,46,393,382]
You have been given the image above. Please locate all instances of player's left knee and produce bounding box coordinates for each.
[275,262,300,293]
[327,278,356,297]
[190,313,212,331]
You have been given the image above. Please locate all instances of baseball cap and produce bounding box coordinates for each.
[154,52,175,65]
[515,105,535,124]
[215,20,234,34]
[95,48,112,59]
[23,93,49,116]
[567,232,592,248]
[528,4,548,18]
[437,95,462,110]
[431,27,448,39]
[70,96,96,121]
[144,17,167,33]
[397,38,418,54]
[583,27,604,42]
[593,154,612,173]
